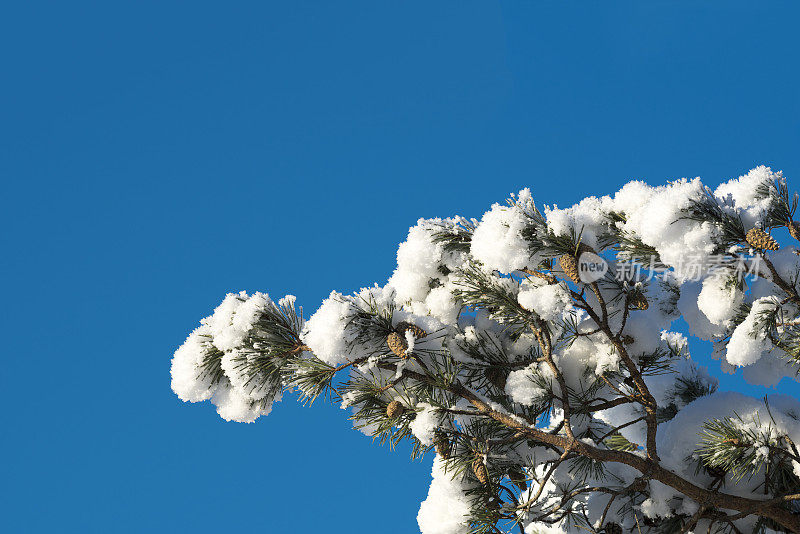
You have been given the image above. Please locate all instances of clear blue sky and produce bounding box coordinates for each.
[2,2,800,533]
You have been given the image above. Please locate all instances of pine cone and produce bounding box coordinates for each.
[472,457,489,485]
[788,221,800,242]
[434,431,450,459]
[628,292,649,310]
[746,227,780,251]
[604,523,622,534]
[706,464,727,479]
[559,243,596,284]
[559,253,580,284]
[396,321,427,340]
[387,332,408,358]
[621,335,635,345]
[386,400,404,418]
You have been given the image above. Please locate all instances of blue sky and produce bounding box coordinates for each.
[2,2,800,533]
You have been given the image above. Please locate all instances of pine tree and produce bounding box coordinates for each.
[170,167,800,534]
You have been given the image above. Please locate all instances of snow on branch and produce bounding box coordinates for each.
[171,166,800,534]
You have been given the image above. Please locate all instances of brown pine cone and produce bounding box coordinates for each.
[745,227,779,251]
[396,321,427,340]
[559,243,597,284]
[386,400,404,418]
[788,221,800,242]
[434,431,450,459]
[387,332,408,358]
[472,457,489,485]
[621,335,635,345]
[559,253,580,284]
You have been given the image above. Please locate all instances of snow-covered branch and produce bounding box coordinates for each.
[171,167,800,533]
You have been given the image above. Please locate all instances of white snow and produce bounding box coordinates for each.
[697,272,742,327]
[505,366,547,406]
[301,291,355,366]
[725,297,778,367]
[471,194,537,273]
[517,282,571,321]
[409,403,440,446]
[417,458,472,534]
[170,324,218,403]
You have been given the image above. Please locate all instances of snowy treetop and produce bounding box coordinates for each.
[172,166,800,534]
